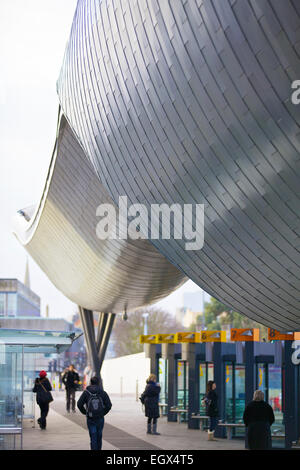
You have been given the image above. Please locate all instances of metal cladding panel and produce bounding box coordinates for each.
[56,0,300,330]
[13,115,186,312]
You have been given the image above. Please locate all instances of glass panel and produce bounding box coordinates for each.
[23,353,36,419]
[0,293,5,316]
[0,433,22,450]
[208,363,214,382]
[257,363,267,397]
[6,293,17,317]
[199,363,206,415]
[225,363,233,422]
[177,360,188,411]
[269,365,284,441]
[158,358,168,408]
[235,365,245,423]
[0,345,23,428]
[234,364,246,437]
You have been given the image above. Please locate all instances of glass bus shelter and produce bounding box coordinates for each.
[0,329,79,450]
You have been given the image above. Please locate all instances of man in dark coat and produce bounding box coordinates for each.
[77,376,112,450]
[62,364,80,413]
[32,370,53,430]
[140,374,161,435]
[243,390,275,450]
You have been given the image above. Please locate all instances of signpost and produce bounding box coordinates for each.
[231,328,260,342]
[174,332,201,343]
[201,330,226,343]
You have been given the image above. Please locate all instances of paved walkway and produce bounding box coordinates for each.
[23,392,245,451]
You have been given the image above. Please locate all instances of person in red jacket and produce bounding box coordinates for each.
[32,370,53,430]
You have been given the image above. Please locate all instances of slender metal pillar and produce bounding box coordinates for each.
[98,313,116,369]
[79,307,116,389]
[96,313,108,353]
[79,307,100,376]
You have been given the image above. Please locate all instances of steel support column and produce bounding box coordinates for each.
[213,342,226,438]
[98,313,116,370]
[79,306,100,376]
[96,313,108,353]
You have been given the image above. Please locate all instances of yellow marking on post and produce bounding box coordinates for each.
[201,330,226,342]
[174,332,201,343]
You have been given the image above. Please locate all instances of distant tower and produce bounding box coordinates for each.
[24,258,31,289]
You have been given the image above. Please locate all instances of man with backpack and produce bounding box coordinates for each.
[77,376,112,450]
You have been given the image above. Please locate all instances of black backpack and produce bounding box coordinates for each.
[86,390,105,419]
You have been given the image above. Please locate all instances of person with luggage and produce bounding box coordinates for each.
[77,376,112,450]
[32,370,53,430]
[140,374,161,435]
[62,364,80,413]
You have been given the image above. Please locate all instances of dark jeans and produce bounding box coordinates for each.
[66,388,76,411]
[87,417,104,450]
[209,416,218,432]
[38,402,49,429]
[147,418,157,425]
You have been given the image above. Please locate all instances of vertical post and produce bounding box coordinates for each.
[245,341,256,406]
[284,340,298,449]
[79,307,100,376]
[182,343,199,429]
[144,343,157,375]
[213,342,226,438]
[162,343,177,422]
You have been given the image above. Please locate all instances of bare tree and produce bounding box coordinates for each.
[112,307,183,357]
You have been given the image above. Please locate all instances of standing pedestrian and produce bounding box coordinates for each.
[203,380,218,441]
[77,376,112,450]
[243,390,275,450]
[62,364,80,413]
[140,374,161,435]
[32,370,53,430]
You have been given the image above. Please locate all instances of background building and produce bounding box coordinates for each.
[0,278,40,318]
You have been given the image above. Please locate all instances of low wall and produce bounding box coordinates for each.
[101,352,150,396]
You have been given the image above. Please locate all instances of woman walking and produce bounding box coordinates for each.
[203,380,218,441]
[140,374,161,435]
[32,370,53,430]
[243,390,275,450]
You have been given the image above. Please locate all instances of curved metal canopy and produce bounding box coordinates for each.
[13,113,186,313]
[55,0,300,330]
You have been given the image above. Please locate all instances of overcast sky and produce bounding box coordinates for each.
[0,0,206,320]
